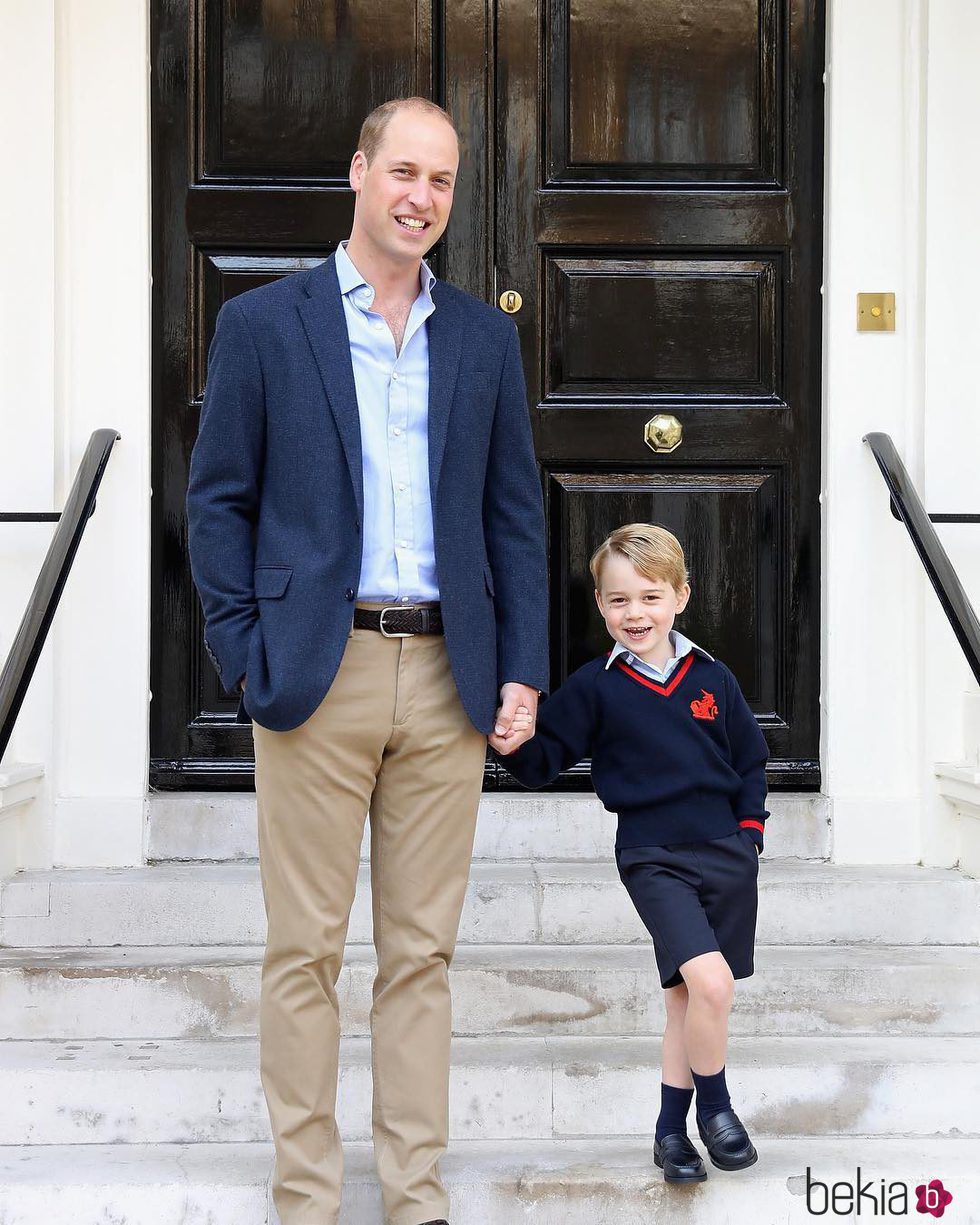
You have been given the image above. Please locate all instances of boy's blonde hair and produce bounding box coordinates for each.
[590,523,689,593]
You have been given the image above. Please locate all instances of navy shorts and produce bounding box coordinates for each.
[615,831,760,989]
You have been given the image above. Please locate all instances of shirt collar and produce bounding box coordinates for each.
[335,240,436,306]
[604,629,714,670]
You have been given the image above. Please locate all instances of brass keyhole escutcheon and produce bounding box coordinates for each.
[644,414,683,454]
[499,290,523,314]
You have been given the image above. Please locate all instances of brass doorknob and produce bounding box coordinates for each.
[644,414,683,453]
[498,290,523,314]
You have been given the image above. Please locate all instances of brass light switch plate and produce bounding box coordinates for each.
[857,292,896,332]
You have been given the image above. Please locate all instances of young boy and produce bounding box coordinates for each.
[494,523,768,1184]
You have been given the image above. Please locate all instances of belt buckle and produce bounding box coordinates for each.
[378,606,414,638]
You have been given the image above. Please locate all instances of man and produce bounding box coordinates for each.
[186,97,548,1225]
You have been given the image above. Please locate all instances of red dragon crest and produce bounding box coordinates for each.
[690,690,718,721]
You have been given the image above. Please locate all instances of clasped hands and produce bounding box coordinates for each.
[242,678,539,755]
[488,681,538,755]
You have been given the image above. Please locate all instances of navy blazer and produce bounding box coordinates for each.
[186,254,549,733]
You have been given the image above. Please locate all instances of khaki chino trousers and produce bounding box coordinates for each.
[252,612,486,1225]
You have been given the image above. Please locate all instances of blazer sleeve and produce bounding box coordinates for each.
[186,298,266,691]
[482,323,550,694]
[494,667,597,788]
[723,665,770,851]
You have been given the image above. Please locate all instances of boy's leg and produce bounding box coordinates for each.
[615,841,753,1172]
[661,983,693,1089]
[678,950,734,1078]
[657,984,694,1139]
[679,950,757,1171]
[654,983,706,1182]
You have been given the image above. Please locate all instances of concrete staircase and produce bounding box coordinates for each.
[1,793,979,1223]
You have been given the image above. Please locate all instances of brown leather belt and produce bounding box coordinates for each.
[353,604,444,637]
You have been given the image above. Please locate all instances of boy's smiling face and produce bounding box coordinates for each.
[595,553,690,668]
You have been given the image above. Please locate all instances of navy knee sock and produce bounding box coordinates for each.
[655,1082,694,1142]
[692,1067,732,1123]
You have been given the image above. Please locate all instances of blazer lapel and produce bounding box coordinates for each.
[297,254,364,522]
[426,284,462,503]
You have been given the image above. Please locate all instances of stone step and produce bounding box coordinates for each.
[147,791,831,862]
[3,942,979,1041]
[3,1035,978,1144]
[0,1138,976,1224]
[2,860,978,948]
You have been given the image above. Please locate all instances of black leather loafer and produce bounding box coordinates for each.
[697,1109,758,1171]
[653,1132,707,1183]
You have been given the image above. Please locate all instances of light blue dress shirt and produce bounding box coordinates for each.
[604,629,713,684]
[335,241,439,603]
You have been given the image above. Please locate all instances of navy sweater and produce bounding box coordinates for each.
[499,649,770,850]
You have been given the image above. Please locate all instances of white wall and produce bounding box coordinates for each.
[1,0,977,873]
[48,0,151,869]
[920,0,980,868]
[822,0,980,866]
[822,0,930,863]
[0,0,151,872]
[0,1,57,877]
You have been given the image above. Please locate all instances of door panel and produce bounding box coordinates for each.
[497,0,823,785]
[549,469,780,701]
[151,0,823,788]
[545,257,781,401]
[556,0,778,180]
[201,0,432,178]
[151,0,483,786]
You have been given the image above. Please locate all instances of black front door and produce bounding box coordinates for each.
[150,0,824,789]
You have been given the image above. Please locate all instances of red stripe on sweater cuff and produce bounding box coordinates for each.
[739,820,765,834]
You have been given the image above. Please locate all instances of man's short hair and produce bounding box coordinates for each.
[590,523,690,593]
[358,97,459,164]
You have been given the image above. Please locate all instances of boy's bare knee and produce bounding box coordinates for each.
[697,974,735,1014]
[681,954,735,1014]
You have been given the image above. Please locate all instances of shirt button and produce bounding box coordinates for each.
[401,596,410,603]
[391,372,399,380]
[392,427,402,436]
[398,483,406,491]
[345,588,355,601]
[373,322,384,330]
[400,540,409,548]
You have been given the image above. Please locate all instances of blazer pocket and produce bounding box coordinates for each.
[254,566,293,599]
[483,562,495,598]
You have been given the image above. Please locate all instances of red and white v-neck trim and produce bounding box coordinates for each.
[611,650,696,696]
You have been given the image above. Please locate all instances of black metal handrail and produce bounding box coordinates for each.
[864,431,980,687]
[0,513,62,523]
[0,429,120,759]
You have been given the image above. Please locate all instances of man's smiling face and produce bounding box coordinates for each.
[348,107,459,270]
